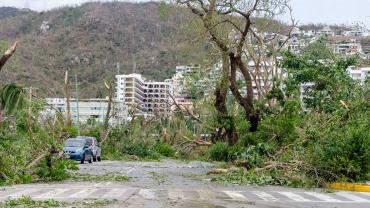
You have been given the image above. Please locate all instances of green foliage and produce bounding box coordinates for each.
[36,159,78,181]
[211,168,315,187]
[304,98,370,182]
[122,140,156,158]
[207,142,230,162]
[1,196,63,208]
[0,84,26,115]
[158,2,170,20]
[71,173,129,182]
[233,143,275,169]
[153,142,175,157]
[280,39,358,112]
[0,98,78,185]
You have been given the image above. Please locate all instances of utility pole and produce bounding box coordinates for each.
[75,74,80,136]
[23,87,38,115]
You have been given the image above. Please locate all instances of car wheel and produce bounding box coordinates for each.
[93,155,97,162]
[88,155,93,163]
[80,154,85,164]
[97,156,102,162]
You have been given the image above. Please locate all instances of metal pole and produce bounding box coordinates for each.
[75,74,80,136]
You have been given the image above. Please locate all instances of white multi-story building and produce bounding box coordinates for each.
[347,66,370,83]
[318,26,335,36]
[333,39,362,55]
[43,98,128,125]
[343,30,364,37]
[116,73,174,116]
[115,73,146,114]
[176,65,200,74]
[144,81,172,115]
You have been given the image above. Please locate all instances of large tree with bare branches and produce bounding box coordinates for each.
[177,0,294,144]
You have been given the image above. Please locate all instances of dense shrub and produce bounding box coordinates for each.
[122,140,153,158]
[304,101,370,182]
[153,142,176,157]
[207,142,230,162]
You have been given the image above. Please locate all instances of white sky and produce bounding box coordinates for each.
[0,0,369,28]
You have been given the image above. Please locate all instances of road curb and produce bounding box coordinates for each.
[327,182,370,192]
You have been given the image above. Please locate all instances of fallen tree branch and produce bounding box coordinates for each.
[100,127,112,144]
[255,160,304,172]
[0,41,18,71]
[0,171,9,180]
[25,152,48,170]
[167,92,213,131]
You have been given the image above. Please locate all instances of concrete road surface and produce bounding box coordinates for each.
[1,160,370,208]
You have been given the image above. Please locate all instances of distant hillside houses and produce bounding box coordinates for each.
[270,25,370,58]
[299,25,369,37]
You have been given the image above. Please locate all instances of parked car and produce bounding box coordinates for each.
[63,138,93,164]
[80,136,102,162]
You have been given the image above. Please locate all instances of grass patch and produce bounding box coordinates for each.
[0,196,63,208]
[149,171,167,184]
[70,173,130,182]
[210,167,315,188]
[0,196,121,208]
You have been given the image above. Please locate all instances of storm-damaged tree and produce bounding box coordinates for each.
[0,42,26,120]
[0,41,17,71]
[177,0,293,144]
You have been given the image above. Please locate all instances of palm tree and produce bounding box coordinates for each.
[0,83,25,115]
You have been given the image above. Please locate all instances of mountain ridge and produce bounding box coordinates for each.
[0,2,206,98]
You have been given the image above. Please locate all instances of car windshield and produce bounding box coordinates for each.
[64,140,85,147]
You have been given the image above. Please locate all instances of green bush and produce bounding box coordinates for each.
[233,143,275,169]
[307,124,370,182]
[303,98,370,183]
[153,142,175,157]
[36,156,78,181]
[122,140,152,158]
[207,142,230,162]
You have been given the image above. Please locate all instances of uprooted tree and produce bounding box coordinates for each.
[177,0,294,144]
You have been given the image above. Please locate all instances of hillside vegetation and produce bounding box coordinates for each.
[0,2,207,97]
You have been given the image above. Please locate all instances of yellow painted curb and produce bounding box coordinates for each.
[327,183,370,192]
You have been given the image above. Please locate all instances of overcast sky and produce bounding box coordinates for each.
[0,0,369,28]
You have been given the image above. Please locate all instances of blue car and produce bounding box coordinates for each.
[63,138,93,164]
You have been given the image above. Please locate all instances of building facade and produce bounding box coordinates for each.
[115,73,146,114]
[44,98,128,125]
[116,73,173,116]
[144,81,172,115]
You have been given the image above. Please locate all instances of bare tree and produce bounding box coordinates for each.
[178,0,293,142]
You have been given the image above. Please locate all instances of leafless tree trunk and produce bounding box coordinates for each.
[0,41,17,71]
[64,70,72,126]
[104,80,114,129]
[214,52,238,144]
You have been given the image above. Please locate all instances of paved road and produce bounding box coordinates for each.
[1,160,370,208]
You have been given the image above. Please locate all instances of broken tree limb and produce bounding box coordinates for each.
[25,152,48,170]
[167,92,213,131]
[0,41,17,71]
[255,160,304,173]
[100,127,112,144]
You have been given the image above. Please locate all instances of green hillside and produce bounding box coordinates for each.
[0,2,207,98]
